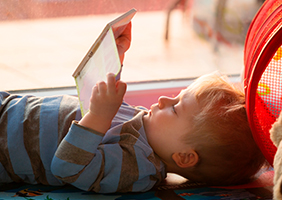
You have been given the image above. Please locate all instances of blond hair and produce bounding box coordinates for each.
[182,73,267,186]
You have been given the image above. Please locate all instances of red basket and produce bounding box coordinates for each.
[244,0,282,166]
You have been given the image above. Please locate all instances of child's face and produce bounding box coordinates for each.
[143,88,200,163]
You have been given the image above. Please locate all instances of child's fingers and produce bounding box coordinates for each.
[96,81,107,94]
[116,37,131,54]
[116,22,131,64]
[92,84,99,94]
[119,22,131,42]
[116,81,127,97]
[107,73,117,94]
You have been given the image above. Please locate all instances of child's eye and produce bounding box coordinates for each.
[172,105,176,114]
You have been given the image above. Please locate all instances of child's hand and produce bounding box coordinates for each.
[115,22,131,65]
[90,73,126,122]
[78,73,127,134]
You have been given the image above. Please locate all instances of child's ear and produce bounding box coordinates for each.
[172,150,199,168]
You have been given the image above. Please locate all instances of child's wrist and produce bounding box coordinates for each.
[79,111,112,134]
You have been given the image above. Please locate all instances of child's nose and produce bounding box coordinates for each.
[158,96,173,109]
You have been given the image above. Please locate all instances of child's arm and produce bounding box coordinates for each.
[78,73,127,133]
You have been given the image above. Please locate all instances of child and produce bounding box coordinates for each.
[0,23,266,193]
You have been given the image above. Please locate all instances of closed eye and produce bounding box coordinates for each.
[172,105,177,114]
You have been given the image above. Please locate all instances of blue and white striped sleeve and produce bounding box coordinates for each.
[51,121,105,191]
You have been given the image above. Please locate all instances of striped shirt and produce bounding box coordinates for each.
[0,91,166,193]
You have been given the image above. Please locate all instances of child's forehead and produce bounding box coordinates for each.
[180,86,195,95]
